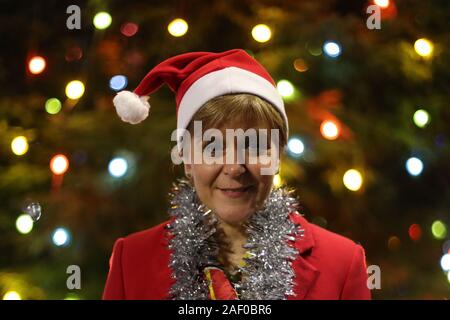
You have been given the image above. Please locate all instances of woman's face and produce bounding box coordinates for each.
[184,122,279,226]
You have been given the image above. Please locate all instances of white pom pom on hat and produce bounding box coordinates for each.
[112,49,288,139]
[113,91,150,124]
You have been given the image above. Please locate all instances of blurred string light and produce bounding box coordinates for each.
[413,109,430,128]
[50,154,69,175]
[440,254,450,272]
[276,80,294,98]
[64,293,80,300]
[120,22,139,37]
[306,43,322,56]
[431,220,447,240]
[93,12,112,30]
[109,75,128,91]
[3,291,21,300]
[447,271,450,284]
[65,45,83,62]
[414,38,434,58]
[11,136,29,156]
[16,214,34,234]
[405,157,423,176]
[343,169,363,191]
[323,41,341,58]
[28,56,46,74]
[293,59,308,72]
[408,223,422,241]
[168,18,188,37]
[287,137,304,157]
[65,80,85,100]
[273,174,282,188]
[45,98,62,115]
[251,24,272,43]
[387,236,401,251]
[373,0,390,9]
[320,120,340,140]
[52,227,71,247]
[108,157,128,178]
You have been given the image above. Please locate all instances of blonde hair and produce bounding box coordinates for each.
[187,94,287,147]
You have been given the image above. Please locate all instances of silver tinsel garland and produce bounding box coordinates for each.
[166,180,304,300]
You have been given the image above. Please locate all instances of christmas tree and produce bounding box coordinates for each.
[1,0,449,299]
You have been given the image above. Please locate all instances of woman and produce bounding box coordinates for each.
[103,49,371,300]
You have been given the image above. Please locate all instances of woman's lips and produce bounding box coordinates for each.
[218,186,253,198]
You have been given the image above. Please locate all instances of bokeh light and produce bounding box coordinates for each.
[251,24,272,43]
[287,137,304,157]
[45,98,62,115]
[408,223,422,241]
[323,41,341,58]
[109,75,128,91]
[406,157,423,176]
[273,174,282,188]
[320,120,340,140]
[277,80,295,98]
[16,214,34,234]
[52,227,70,247]
[414,38,434,58]
[65,80,85,100]
[93,12,112,30]
[50,154,69,175]
[11,136,29,156]
[168,18,188,37]
[440,254,450,272]
[431,220,447,240]
[374,0,390,8]
[28,56,46,74]
[343,169,363,191]
[293,59,308,72]
[3,291,21,300]
[108,157,128,178]
[387,236,401,251]
[413,109,430,128]
[120,22,139,37]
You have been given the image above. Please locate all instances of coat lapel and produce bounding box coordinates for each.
[289,213,320,300]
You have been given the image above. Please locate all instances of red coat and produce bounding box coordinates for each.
[103,214,371,300]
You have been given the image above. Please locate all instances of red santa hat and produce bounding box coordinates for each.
[113,49,288,137]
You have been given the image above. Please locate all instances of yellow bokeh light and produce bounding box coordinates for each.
[93,12,112,30]
[413,109,430,128]
[414,38,434,58]
[374,0,389,9]
[11,136,29,156]
[65,80,85,100]
[251,24,272,43]
[50,154,69,175]
[3,291,22,300]
[168,18,188,37]
[273,174,282,188]
[16,214,34,234]
[28,56,46,74]
[320,120,340,140]
[431,220,447,240]
[343,169,363,191]
[277,80,295,98]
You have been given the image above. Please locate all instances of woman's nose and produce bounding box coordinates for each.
[223,163,246,177]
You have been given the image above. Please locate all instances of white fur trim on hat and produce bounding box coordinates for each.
[113,91,150,124]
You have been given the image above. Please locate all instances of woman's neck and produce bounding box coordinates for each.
[216,220,248,269]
